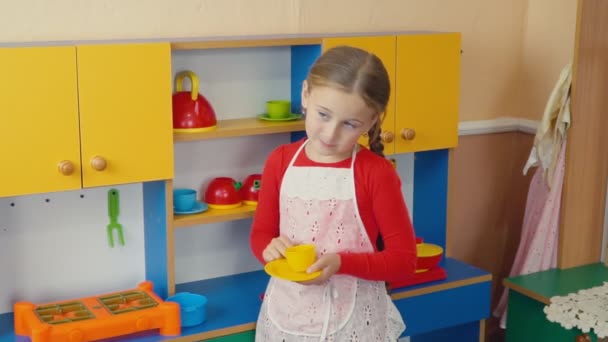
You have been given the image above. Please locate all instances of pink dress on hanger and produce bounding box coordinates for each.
[494,138,567,328]
[494,63,572,328]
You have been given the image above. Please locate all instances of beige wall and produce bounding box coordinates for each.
[0,0,575,121]
[447,131,535,341]
[518,0,578,120]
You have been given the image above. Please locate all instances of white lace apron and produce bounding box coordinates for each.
[255,141,406,341]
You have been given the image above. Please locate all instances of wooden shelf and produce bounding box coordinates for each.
[174,204,257,228]
[174,117,305,142]
[171,37,323,50]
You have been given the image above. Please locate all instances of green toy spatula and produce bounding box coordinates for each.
[107,188,125,247]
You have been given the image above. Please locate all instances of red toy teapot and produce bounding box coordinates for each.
[204,177,243,209]
[241,174,262,205]
[172,70,217,132]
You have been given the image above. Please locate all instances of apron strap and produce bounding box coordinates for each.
[319,284,339,341]
[288,139,308,168]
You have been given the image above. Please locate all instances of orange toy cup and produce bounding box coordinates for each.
[285,244,316,272]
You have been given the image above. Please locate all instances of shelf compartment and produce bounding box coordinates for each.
[174,204,257,227]
[173,117,305,142]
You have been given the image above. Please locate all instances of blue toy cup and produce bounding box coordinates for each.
[166,292,208,327]
[173,188,197,212]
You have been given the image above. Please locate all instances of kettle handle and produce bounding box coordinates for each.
[174,70,199,101]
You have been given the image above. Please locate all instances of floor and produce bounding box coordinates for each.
[486,316,506,342]
[488,329,506,342]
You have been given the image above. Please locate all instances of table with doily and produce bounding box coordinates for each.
[504,262,608,341]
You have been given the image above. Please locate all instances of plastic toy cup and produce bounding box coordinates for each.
[285,244,316,272]
[266,100,291,119]
[173,188,197,212]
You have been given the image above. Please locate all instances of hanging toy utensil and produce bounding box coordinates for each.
[107,189,125,247]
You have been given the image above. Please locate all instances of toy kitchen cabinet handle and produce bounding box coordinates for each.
[401,128,416,141]
[380,130,395,144]
[57,160,75,176]
[91,156,108,171]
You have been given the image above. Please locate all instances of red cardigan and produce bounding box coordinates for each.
[250,140,417,283]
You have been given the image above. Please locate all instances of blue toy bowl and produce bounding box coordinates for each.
[166,292,207,327]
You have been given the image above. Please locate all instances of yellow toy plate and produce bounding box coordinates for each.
[264,259,321,282]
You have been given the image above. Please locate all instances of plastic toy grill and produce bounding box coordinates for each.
[34,302,95,325]
[98,290,158,315]
[14,281,181,342]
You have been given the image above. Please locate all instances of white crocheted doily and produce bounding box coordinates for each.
[544,282,608,338]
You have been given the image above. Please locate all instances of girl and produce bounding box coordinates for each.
[250,45,417,341]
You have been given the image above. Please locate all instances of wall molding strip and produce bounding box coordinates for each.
[458,117,539,136]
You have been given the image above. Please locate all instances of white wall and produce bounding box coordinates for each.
[0,184,145,314]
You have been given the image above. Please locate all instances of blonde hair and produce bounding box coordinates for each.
[306,45,390,157]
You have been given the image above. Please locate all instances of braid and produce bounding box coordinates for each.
[367,119,384,158]
[370,118,386,253]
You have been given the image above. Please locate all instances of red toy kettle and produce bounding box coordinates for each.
[172,70,217,132]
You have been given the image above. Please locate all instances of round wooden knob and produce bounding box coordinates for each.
[380,131,394,143]
[90,156,107,171]
[401,128,416,141]
[57,160,75,176]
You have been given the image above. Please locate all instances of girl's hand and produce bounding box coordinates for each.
[262,236,293,263]
[299,253,341,285]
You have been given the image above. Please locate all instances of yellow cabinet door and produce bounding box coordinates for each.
[0,46,81,197]
[321,36,397,155]
[77,43,174,187]
[395,33,461,153]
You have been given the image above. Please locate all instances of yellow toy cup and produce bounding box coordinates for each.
[285,244,316,272]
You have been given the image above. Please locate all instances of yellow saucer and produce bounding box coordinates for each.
[264,259,321,282]
[173,125,217,133]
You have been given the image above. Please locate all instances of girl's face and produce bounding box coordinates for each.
[301,81,377,163]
